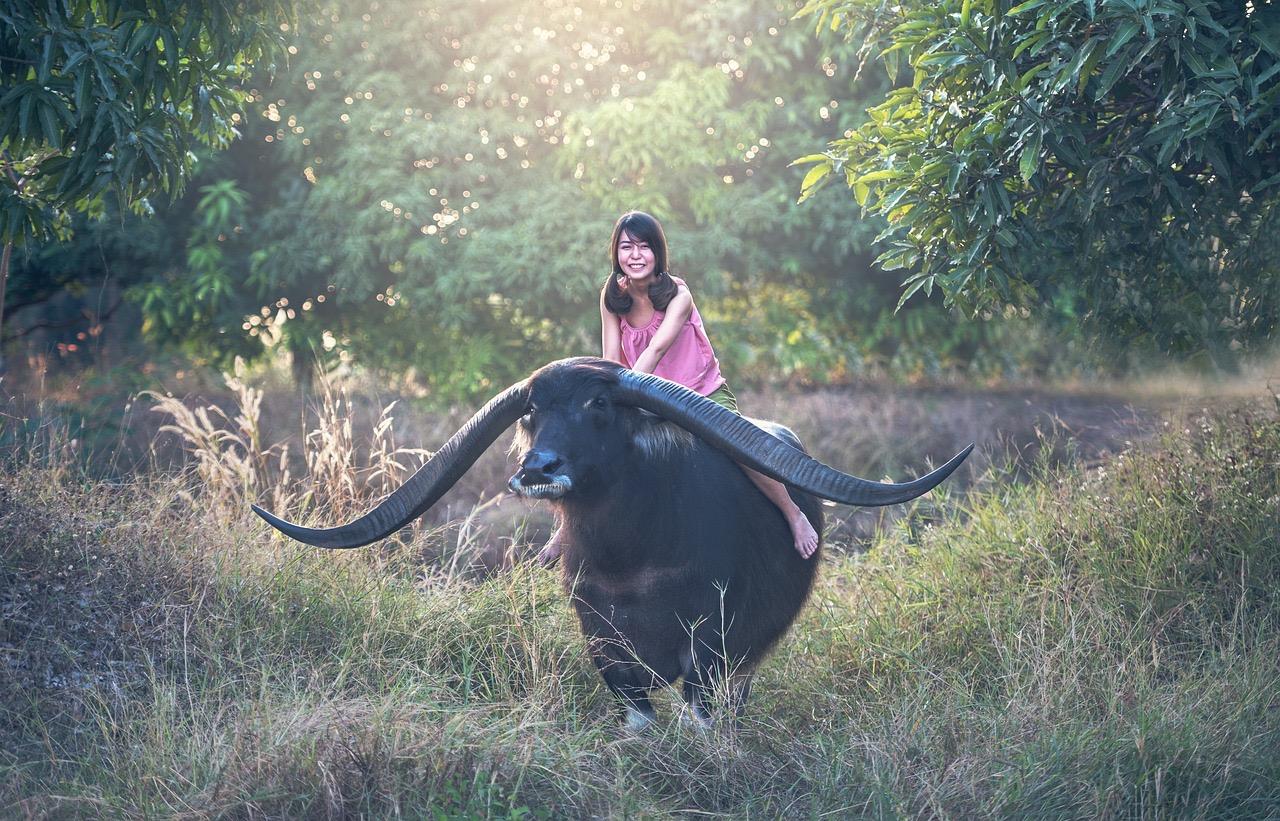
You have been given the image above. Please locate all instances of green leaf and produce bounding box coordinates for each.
[857,169,899,184]
[1183,47,1210,77]
[1094,43,1136,100]
[896,273,934,308]
[95,60,117,101]
[37,34,54,83]
[1007,0,1049,15]
[1019,132,1042,181]
[75,65,94,111]
[1055,38,1099,94]
[0,84,28,110]
[86,106,109,147]
[1252,171,1280,192]
[1106,21,1141,58]
[1254,59,1280,90]
[37,98,62,148]
[18,92,35,140]
[1078,39,1106,94]
[799,162,832,201]
[1016,61,1050,91]
[1012,30,1047,59]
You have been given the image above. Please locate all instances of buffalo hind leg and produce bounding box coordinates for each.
[729,671,754,718]
[681,676,715,729]
[678,644,715,728]
[595,657,660,731]
[681,663,754,727]
[617,690,657,732]
[599,675,658,731]
[588,636,665,731]
[680,654,732,729]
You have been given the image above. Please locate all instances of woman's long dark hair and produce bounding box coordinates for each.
[603,211,678,315]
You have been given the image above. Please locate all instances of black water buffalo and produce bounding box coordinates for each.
[254,357,971,728]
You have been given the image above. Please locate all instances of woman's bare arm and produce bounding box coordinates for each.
[600,286,624,364]
[630,286,693,374]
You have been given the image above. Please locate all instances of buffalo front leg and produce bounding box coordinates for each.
[588,638,662,731]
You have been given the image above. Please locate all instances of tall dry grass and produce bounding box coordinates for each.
[3,372,1277,817]
[146,359,432,533]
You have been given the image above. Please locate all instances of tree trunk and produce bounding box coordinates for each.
[0,241,10,374]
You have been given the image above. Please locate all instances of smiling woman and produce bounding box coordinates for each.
[533,211,822,565]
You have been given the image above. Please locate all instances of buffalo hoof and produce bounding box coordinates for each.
[623,706,656,733]
[678,705,714,733]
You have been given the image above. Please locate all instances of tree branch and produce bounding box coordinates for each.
[0,297,123,345]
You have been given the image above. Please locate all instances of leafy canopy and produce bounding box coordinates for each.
[105,0,877,396]
[798,0,1280,360]
[0,0,295,244]
[10,0,1093,394]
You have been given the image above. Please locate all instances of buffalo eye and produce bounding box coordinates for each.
[587,395,610,428]
[521,404,536,426]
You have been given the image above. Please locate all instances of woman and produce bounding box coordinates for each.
[537,211,819,565]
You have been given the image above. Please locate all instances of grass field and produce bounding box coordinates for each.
[2,389,1278,817]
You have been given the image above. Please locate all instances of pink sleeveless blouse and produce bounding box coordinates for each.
[618,277,725,396]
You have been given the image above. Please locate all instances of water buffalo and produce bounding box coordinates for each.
[253,357,972,728]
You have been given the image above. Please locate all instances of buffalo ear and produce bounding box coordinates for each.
[628,409,696,458]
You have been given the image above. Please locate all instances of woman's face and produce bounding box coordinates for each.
[616,230,656,285]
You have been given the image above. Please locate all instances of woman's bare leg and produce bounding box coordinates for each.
[740,465,819,558]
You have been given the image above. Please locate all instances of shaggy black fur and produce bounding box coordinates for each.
[511,360,821,725]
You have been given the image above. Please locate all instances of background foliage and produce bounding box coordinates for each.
[0,0,297,365]
[12,0,1280,397]
[0,0,296,243]
[5,0,1096,402]
[798,0,1280,365]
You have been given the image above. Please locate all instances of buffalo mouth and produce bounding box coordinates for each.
[508,472,573,499]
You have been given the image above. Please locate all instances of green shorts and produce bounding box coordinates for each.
[705,383,739,414]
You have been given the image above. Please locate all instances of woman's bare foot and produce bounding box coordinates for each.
[536,526,565,566]
[788,511,820,559]
[536,541,562,566]
[739,464,820,560]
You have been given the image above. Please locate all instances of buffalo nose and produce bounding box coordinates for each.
[521,449,563,478]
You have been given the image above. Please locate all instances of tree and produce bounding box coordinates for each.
[0,0,296,357]
[19,0,1077,395]
[798,0,1280,363]
[106,0,885,398]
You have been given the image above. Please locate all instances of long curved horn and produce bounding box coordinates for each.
[614,370,972,507]
[252,379,530,548]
